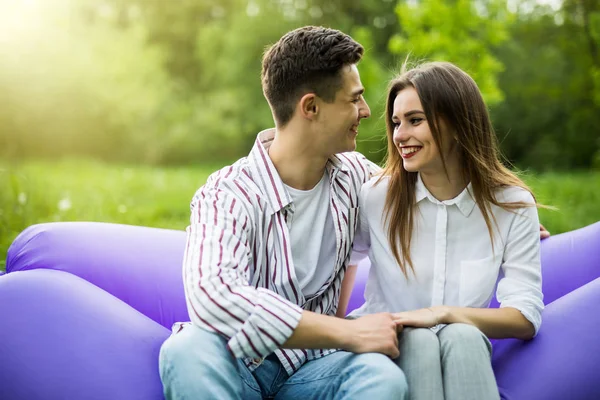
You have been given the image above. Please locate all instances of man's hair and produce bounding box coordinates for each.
[261,26,364,127]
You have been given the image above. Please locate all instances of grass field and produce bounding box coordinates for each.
[1,159,599,271]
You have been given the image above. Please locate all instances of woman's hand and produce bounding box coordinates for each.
[392,307,446,328]
[540,223,550,240]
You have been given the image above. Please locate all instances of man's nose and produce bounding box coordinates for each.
[359,98,371,119]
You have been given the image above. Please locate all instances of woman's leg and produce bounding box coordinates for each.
[396,327,444,400]
[437,323,499,400]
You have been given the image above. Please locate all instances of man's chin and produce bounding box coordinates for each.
[342,139,357,153]
[327,140,356,155]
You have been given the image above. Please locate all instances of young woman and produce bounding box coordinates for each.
[347,62,544,400]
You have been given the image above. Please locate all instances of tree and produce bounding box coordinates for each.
[389,0,512,105]
[492,0,600,170]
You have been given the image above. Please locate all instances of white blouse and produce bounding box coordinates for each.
[350,174,544,335]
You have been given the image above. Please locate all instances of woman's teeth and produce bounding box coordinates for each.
[401,146,421,154]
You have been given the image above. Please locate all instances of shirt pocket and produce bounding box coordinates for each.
[459,254,502,307]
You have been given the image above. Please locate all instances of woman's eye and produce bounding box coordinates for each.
[410,118,423,124]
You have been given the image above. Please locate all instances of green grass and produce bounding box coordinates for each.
[524,171,600,235]
[0,159,217,271]
[1,159,599,271]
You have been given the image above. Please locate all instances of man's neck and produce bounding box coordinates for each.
[268,127,328,190]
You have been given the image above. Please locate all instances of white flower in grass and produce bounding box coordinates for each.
[58,197,72,212]
[18,192,27,205]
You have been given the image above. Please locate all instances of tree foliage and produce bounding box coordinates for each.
[0,0,598,170]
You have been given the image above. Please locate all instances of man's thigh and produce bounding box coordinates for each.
[159,325,262,400]
[275,351,407,400]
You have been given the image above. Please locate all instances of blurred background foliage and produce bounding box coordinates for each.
[1,0,598,169]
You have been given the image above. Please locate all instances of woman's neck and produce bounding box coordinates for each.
[420,165,467,202]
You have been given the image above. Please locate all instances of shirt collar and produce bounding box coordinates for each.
[247,128,347,214]
[415,173,476,217]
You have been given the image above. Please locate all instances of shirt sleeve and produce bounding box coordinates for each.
[350,183,371,265]
[183,186,303,359]
[496,196,545,336]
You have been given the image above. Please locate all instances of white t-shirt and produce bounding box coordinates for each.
[350,174,544,335]
[285,172,337,298]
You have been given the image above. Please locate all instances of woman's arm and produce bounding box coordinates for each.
[395,190,543,340]
[441,306,535,339]
[392,305,535,339]
[336,264,358,318]
[337,182,372,318]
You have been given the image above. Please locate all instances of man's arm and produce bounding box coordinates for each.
[184,187,304,360]
[285,310,401,358]
[185,186,401,360]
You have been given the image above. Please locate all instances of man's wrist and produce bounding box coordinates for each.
[334,317,354,350]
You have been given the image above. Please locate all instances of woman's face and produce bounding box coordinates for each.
[391,87,455,175]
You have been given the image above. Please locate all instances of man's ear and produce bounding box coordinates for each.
[299,93,318,120]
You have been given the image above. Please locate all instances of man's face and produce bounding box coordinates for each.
[315,64,371,155]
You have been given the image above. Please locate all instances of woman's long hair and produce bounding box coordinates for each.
[380,61,536,278]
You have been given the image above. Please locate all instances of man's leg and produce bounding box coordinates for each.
[159,324,262,400]
[396,327,444,400]
[274,351,408,399]
[437,323,499,400]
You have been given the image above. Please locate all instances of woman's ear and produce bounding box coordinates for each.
[299,93,318,120]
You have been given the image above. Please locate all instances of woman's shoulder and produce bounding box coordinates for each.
[356,175,390,211]
[494,185,536,205]
[360,175,390,201]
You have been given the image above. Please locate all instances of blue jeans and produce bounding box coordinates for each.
[159,324,408,399]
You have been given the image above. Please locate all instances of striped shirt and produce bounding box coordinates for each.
[176,128,379,375]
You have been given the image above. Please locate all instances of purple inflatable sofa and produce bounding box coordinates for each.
[1,221,599,399]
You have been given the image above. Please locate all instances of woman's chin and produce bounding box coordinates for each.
[402,161,419,173]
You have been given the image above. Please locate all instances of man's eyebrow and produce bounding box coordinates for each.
[351,88,365,97]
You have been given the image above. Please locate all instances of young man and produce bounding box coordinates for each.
[159,26,409,399]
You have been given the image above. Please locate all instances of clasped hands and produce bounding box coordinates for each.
[392,306,445,329]
[345,307,446,359]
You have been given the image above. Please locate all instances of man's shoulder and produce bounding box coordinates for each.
[193,157,257,202]
[333,151,381,183]
[333,151,373,168]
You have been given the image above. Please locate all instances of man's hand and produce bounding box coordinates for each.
[343,313,402,358]
[392,308,443,328]
[540,223,550,240]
